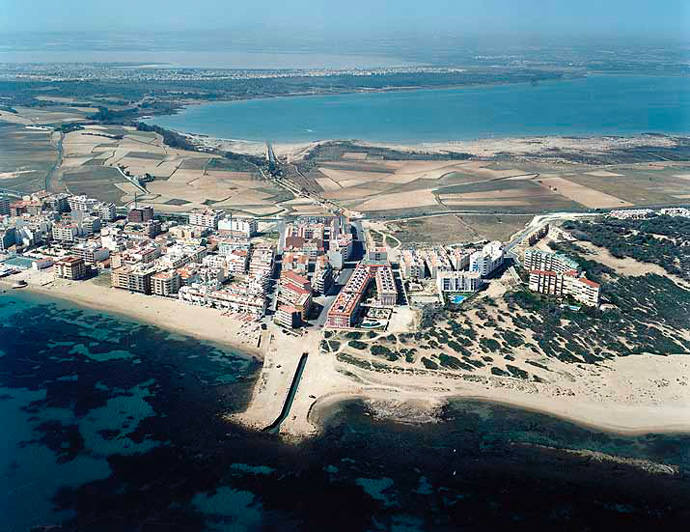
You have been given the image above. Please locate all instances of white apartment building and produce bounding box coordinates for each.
[218,216,258,237]
[100,227,127,252]
[52,222,79,242]
[400,250,427,279]
[470,241,504,278]
[436,271,483,294]
[97,202,117,222]
[188,209,223,229]
[160,243,207,269]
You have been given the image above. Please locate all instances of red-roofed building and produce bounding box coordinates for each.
[326,260,398,329]
[274,305,301,329]
[54,256,87,280]
[280,270,312,292]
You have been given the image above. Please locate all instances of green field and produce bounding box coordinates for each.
[389,213,533,244]
[0,123,56,193]
[62,166,127,203]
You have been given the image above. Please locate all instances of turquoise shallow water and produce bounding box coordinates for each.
[146,74,690,143]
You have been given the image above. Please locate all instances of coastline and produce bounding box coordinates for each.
[3,276,689,440]
[307,374,690,440]
[0,276,264,359]
[170,127,689,161]
[141,73,690,151]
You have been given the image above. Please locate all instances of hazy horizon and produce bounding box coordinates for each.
[1,0,689,40]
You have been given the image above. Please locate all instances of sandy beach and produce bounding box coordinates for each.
[190,132,683,161]
[3,270,689,441]
[0,275,264,358]
[232,312,690,441]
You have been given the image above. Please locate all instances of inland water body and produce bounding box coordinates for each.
[145,75,690,143]
[1,291,690,531]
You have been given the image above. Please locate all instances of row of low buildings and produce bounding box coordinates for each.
[524,249,600,307]
[609,207,690,219]
[187,207,259,236]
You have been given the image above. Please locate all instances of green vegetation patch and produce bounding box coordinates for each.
[564,216,690,281]
[348,340,368,350]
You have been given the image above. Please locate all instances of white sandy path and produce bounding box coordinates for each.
[318,167,393,183]
[0,170,36,180]
[443,199,531,207]
[440,188,544,200]
[322,187,381,200]
[578,241,690,290]
[342,151,368,160]
[585,170,623,177]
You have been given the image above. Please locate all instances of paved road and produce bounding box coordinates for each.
[44,131,64,193]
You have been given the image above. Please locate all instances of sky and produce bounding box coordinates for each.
[1,0,689,40]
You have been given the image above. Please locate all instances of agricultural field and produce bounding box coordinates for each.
[0,122,56,193]
[56,125,291,215]
[386,214,534,245]
[62,166,129,204]
[297,149,690,217]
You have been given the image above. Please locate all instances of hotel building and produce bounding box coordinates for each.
[152,270,182,297]
[326,258,398,329]
[274,305,302,328]
[523,249,580,274]
[54,256,87,280]
[111,265,156,294]
[127,206,154,223]
[528,269,601,307]
[470,241,504,278]
[72,242,110,265]
[51,222,79,243]
[436,271,483,294]
[218,216,258,237]
[400,249,427,279]
[189,208,223,230]
[0,195,10,216]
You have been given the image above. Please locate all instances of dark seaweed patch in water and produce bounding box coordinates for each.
[2,293,690,531]
[23,421,85,464]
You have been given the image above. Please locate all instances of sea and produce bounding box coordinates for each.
[2,291,690,531]
[145,74,690,143]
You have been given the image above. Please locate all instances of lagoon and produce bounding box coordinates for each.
[146,74,690,143]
